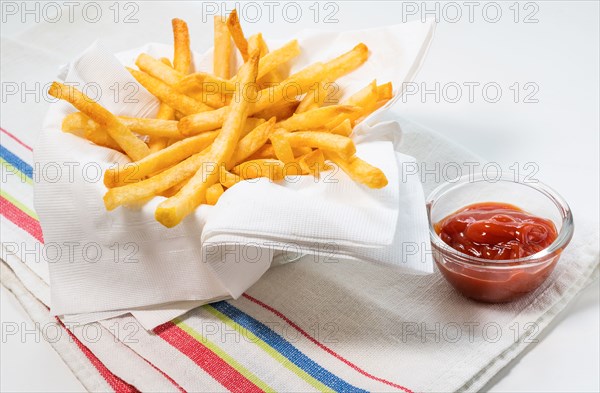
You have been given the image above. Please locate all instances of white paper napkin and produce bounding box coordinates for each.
[33,20,436,322]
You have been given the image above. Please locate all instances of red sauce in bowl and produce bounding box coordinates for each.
[433,202,560,303]
[435,202,558,260]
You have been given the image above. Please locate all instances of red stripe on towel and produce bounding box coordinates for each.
[154,321,264,393]
[57,318,139,393]
[1,127,33,151]
[243,293,414,393]
[0,195,44,242]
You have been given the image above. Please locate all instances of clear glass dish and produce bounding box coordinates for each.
[426,174,574,303]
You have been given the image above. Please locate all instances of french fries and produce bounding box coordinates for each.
[227,9,249,61]
[51,14,395,227]
[104,131,219,188]
[177,72,236,94]
[172,18,191,74]
[296,80,330,113]
[324,151,388,189]
[254,99,299,121]
[63,112,184,140]
[104,147,212,210]
[331,119,353,136]
[254,40,300,81]
[128,68,212,115]
[277,105,360,131]
[285,132,356,159]
[220,167,241,188]
[206,183,225,205]
[62,112,123,152]
[324,43,369,81]
[213,16,232,78]
[270,132,295,164]
[136,53,184,86]
[179,61,327,135]
[155,51,261,227]
[299,149,326,177]
[49,82,150,161]
[232,159,302,180]
[149,58,178,152]
[230,118,276,165]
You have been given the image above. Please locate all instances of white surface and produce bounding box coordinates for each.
[1,1,598,392]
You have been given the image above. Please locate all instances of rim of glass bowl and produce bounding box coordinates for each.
[426,174,574,269]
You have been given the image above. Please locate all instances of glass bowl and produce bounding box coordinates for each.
[426,174,574,303]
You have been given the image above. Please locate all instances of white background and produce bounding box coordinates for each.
[1,1,598,392]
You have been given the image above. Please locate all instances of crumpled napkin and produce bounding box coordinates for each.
[33,20,436,326]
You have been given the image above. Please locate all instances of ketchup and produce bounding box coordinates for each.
[433,202,561,303]
[435,202,558,260]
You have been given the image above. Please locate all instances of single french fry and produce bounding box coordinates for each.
[227,9,249,61]
[128,68,212,115]
[172,18,191,74]
[178,107,228,135]
[230,117,276,165]
[298,149,326,177]
[342,80,378,108]
[277,105,360,131]
[296,80,330,113]
[270,131,295,164]
[118,116,182,139]
[324,43,369,81]
[104,130,219,188]
[254,39,299,81]
[213,15,232,78]
[324,151,388,189]
[135,53,184,86]
[156,52,260,227]
[331,118,353,136]
[253,99,299,121]
[205,183,225,205]
[377,82,393,100]
[286,131,356,159]
[49,82,149,161]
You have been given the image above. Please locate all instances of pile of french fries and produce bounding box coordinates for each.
[48,12,393,228]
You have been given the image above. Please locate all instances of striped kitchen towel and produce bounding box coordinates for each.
[2,119,599,392]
